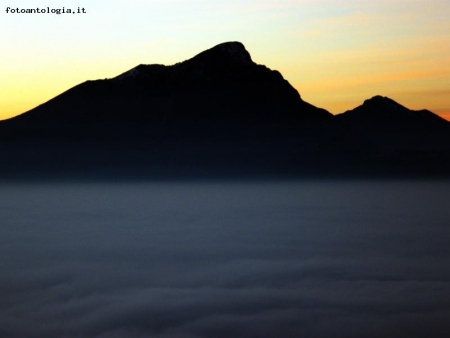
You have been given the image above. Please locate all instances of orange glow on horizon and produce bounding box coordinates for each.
[436,111,450,122]
[1,0,449,124]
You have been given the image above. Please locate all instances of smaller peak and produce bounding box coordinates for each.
[370,95,385,100]
[364,95,392,104]
[362,95,405,111]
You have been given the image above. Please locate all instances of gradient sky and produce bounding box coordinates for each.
[1,0,449,121]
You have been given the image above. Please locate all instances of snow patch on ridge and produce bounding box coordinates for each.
[113,66,142,81]
[113,64,166,81]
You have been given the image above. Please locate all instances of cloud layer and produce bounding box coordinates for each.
[1,180,450,337]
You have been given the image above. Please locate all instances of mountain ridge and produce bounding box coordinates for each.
[337,95,448,127]
[1,42,449,178]
[5,41,331,132]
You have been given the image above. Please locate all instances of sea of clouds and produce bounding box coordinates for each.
[1,180,449,337]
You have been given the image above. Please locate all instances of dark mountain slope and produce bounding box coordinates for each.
[2,42,331,138]
[0,42,340,178]
[336,96,450,172]
[337,95,448,131]
[1,45,449,178]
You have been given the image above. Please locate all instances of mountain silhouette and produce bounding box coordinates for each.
[3,41,330,137]
[335,95,450,173]
[337,95,448,131]
[1,43,449,178]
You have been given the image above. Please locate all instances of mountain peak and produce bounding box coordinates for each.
[362,95,406,112]
[188,41,253,66]
[337,95,449,131]
[214,41,253,64]
[7,41,331,128]
[364,95,391,102]
[113,42,254,82]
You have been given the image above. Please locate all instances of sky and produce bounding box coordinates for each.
[1,0,449,121]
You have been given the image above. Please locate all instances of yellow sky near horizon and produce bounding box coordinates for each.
[1,0,449,121]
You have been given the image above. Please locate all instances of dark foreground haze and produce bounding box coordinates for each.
[1,179,450,337]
